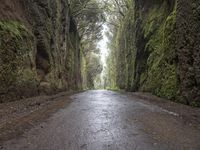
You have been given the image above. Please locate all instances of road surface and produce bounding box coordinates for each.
[1,90,200,150]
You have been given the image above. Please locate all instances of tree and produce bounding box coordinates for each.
[70,0,105,43]
[103,0,131,89]
[86,53,103,88]
[69,0,105,89]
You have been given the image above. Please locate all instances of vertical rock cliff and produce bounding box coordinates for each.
[0,0,82,102]
[132,0,178,100]
[176,0,200,106]
[108,0,200,106]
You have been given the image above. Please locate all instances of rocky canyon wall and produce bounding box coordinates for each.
[112,0,200,106]
[176,0,200,106]
[0,0,82,102]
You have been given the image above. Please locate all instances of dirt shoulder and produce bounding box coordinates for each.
[0,91,81,142]
[128,92,200,128]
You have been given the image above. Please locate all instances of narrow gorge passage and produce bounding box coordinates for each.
[0,0,200,149]
[1,90,200,150]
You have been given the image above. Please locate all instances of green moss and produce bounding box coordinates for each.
[0,21,29,38]
[142,7,179,100]
[114,6,135,90]
[143,2,169,38]
[106,87,120,91]
[157,64,180,99]
[163,10,177,60]
[0,21,36,101]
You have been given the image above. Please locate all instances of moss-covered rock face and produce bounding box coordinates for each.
[176,0,200,106]
[0,21,38,102]
[113,0,200,106]
[0,0,82,102]
[133,1,180,101]
[115,0,179,99]
[141,4,180,101]
[116,5,135,91]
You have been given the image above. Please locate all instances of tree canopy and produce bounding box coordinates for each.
[70,0,105,88]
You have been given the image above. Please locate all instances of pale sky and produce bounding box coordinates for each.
[98,25,109,68]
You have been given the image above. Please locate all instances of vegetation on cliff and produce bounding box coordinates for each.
[70,0,104,89]
[0,0,199,107]
[104,0,200,107]
[0,21,37,102]
[0,0,104,102]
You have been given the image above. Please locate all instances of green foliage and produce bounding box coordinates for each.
[70,0,105,42]
[142,7,179,100]
[0,21,28,38]
[81,52,88,89]
[0,21,36,100]
[105,0,136,90]
[70,0,104,89]
[104,49,117,89]
[106,87,120,91]
[85,53,103,89]
[143,2,169,38]
[105,0,181,102]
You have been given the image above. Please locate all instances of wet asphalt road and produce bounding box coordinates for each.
[2,90,200,150]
